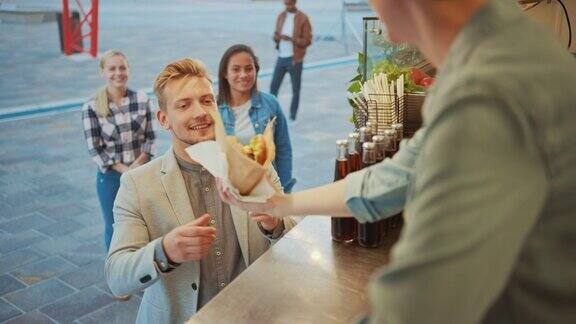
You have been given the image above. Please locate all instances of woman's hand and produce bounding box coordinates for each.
[130,153,150,169]
[216,178,289,219]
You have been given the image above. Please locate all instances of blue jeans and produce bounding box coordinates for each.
[96,170,121,252]
[270,56,303,120]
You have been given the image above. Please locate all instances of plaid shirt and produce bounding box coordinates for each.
[82,89,156,173]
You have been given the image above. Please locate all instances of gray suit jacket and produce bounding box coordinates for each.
[105,148,297,324]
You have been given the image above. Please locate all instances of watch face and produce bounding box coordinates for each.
[156,259,176,273]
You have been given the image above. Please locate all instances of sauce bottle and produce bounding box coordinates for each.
[392,123,404,151]
[347,132,362,173]
[357,142,384,248]
[384,125,405,245]
[372,135,388,163]
[331,140,357,243]
[384,129,397,159]
[358,127,374,168]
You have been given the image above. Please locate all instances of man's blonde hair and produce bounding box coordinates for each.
[153,58,212,110]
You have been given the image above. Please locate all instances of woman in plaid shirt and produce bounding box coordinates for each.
[82,50,155,252]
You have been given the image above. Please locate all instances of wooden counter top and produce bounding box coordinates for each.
[188,217,399,323]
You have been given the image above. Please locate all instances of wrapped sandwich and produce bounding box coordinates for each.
[207,109,276,196]
[230,134,268,166]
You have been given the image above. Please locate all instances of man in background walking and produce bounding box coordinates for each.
[270,0,312,122]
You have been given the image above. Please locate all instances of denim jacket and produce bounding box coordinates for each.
[219,91,295,192]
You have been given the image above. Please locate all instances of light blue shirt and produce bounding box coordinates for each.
[346,0,576,323]
[345,128,424,223]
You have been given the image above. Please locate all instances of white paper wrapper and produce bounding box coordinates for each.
[185,141,275,203]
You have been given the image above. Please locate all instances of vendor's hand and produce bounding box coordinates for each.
[250,212,280,232]
[162,214,216,264]
[216,178,288,219]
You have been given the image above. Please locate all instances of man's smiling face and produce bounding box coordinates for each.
[157,76,217,149]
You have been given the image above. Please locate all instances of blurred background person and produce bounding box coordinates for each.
[82,49,156,253]
[270,0,312,122]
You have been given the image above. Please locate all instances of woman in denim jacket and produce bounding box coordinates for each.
[217,44,295,192]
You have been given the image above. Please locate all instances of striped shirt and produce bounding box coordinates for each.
[82,89,156,172]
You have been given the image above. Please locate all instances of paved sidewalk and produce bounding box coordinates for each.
[0,0,368,110]
[0,0,373,322]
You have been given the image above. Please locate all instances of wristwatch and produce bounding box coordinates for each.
[154,259,177,273]
[154,238,180,273]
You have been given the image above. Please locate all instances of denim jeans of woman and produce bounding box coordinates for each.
[96,170,121,251]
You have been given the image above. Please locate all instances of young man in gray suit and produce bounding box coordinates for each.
[105,58,296,323]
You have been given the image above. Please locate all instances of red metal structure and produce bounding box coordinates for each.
[62,0,99,57]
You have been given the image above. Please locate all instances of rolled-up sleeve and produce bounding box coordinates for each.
[345,128,424,223]
[368,95,547,324]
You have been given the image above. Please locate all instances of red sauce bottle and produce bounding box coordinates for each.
[383,125,405,245]
[357,142,384,248]
[347,132,362,173]
[331,139,357,243]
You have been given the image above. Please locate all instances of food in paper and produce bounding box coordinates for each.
[231,134,268,166]
[209,109,276,196]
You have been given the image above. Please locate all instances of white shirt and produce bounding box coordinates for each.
[278,12,294,58]
[231,100,256,144]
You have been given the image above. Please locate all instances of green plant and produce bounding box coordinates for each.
[348,52,364,91]
[347,53,365,127]
[346,53,424,126]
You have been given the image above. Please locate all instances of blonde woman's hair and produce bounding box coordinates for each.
[154,58,211,110]
[95,50,128,117]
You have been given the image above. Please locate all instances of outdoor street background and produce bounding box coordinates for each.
[0,0,374,322]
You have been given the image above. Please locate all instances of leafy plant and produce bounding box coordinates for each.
[348,52,364,88]
[371,60,424,93]
[346,44,424,126]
